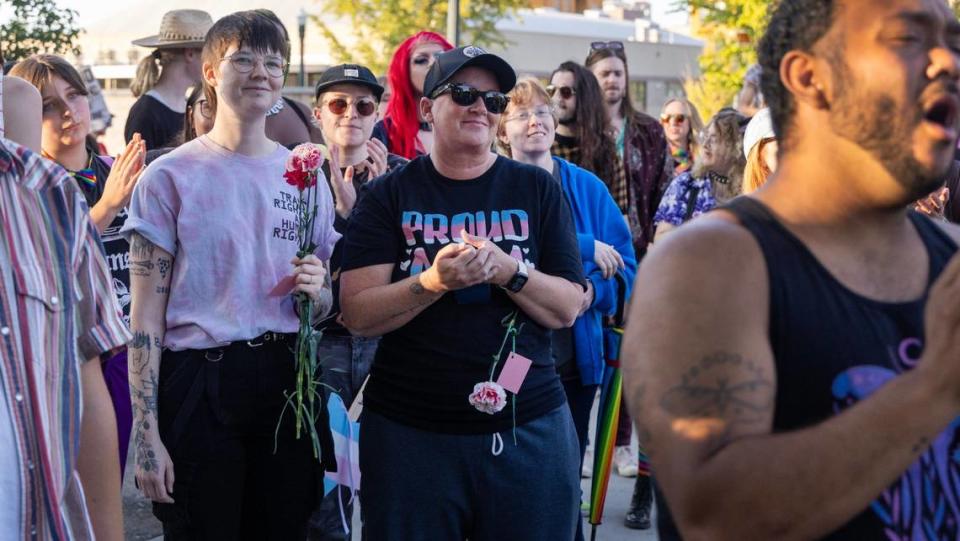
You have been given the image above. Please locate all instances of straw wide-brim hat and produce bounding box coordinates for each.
[132,9,213,49]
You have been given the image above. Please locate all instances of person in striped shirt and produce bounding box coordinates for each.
[0,136,131,539]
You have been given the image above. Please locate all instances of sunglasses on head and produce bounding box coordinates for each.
[660,113,687,126]
[546,85,576,99]
[590,41,624,52]
[430,83,510,114]
[324,97,377,117]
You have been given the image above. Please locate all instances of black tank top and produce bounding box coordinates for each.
[725,197,957,538]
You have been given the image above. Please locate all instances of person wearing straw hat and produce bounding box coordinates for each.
[125,9,213,150]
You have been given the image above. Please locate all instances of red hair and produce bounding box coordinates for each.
[384,31,453,159]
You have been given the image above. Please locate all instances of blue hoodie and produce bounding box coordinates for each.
[554,158,637,385]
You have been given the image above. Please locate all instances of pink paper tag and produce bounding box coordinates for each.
[497,352,533,394]
[268,275,296,297]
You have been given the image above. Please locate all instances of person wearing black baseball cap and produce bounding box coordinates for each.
[307,63,406,540]
[339,46,586,539]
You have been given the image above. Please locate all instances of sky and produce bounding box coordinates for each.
[6,0,689,28]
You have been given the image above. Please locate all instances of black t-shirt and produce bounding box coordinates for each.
[124,94,184,150]
[320,153,408,336]
[341,155,586,433]
[80,155,132,325]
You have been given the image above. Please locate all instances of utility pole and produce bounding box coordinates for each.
[446,0,460,47]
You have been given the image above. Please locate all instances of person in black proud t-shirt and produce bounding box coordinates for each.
[306,63,406,540]
[341,47,587,540]
[622,1,960,540]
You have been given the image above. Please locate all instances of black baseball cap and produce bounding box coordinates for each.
[314,64,384,101]
[423,46,517,98]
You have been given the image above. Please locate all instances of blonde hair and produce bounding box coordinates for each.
[131,49,184,98]
[743,138,775,193]
[660,97,704,158]
[694,109,746,203]
[496,76,558,156]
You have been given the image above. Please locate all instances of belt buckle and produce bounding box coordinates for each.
[205,349,224,362]
[246,335,265,348]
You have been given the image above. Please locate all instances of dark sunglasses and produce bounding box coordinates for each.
[660,114,687,126]
[546,85,576,99]
[325,97,377,117]
[590,41,624,52]
[429,83,510,114]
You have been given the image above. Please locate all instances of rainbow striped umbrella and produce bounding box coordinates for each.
[588,274,628,540]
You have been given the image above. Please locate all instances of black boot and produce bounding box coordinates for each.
[624,475,653,530]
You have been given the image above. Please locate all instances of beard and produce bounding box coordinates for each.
[603,87,624,106]
[828,60,948,200]
[557,109,577,126]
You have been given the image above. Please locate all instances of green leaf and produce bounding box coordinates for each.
[1,0,82,60]
[673,0,770,121]
[312,0,527,73]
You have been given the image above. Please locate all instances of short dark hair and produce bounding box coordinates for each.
[757,0,838,148]
[9,54,89,98]
[201,11,290,103]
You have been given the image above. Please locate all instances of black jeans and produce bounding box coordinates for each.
[562,376,599,541]
[153,335,333,540]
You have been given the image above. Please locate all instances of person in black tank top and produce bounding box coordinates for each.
[621,1,960,539]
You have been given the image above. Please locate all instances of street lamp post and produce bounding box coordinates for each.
[446,0,460,47]
[297,9,307,87]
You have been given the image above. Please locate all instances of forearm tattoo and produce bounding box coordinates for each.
[409,281,425,295]
[129,329,161,473]
[129,232,170,473]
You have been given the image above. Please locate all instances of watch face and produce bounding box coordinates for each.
[508,273,529,293]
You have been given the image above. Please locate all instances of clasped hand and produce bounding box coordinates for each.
[420,232,516,293]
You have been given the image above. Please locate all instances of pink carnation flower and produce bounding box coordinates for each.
[288,143,326,173]
[468,381,507,415]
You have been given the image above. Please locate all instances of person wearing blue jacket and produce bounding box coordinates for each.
[498,77,637,539]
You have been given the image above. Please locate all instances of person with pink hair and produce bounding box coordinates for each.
[370,31,452,159]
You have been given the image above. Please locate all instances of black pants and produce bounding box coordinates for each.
[562,375,599,541]
[153,335,333,540]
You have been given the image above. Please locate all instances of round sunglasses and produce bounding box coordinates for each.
[660,114,688,126]
[546,85,576,100]
[323,97,378,117]
[429,83,510,114]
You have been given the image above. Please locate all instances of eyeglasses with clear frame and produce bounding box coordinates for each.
[505,106,554,124]
[220,52,287,78]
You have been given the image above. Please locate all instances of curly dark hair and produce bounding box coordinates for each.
[551,61,619,187]
[757,0,839,149]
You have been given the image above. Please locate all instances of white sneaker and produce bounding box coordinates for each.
[581,448,593,478]
[614,446,639,477]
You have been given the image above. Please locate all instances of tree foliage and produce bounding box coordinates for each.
[674,0,769,121]
[313,0,526,75]
[0,0,81,61]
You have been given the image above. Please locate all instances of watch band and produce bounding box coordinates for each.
[503,259,529,293]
